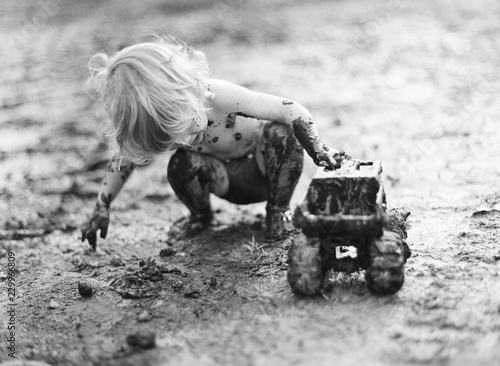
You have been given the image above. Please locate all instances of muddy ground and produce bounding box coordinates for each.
[1,0,500,365]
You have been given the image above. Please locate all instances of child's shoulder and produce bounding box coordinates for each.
[208,78,239,94]
[208,78,255,110]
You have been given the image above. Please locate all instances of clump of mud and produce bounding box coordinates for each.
[110,259,183,299]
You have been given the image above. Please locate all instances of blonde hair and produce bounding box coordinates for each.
[87,35,211,164]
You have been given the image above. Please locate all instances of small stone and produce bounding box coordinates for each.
[193,304,203,317]
[184,283,201,298]
[205,277,217,288]
[110,257,125,266]
[78,281,93,297]
[48,300,59,309]
[172,280,184,292]
[138,310,153,323]
[159,247,175,257]
[126,330,156,349]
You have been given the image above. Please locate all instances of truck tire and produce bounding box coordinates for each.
[365,231,405,294]
[287,233,324,295]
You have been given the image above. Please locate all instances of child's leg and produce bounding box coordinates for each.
[167,150,229,235]
[258,122,304,237]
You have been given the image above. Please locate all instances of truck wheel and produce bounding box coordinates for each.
[365,231,405,295]
[287,233,324,295]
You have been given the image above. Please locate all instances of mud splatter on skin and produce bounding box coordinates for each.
[81,201,110,250]
[168,151,215,211]
[262,123,304,237]
[81,155,135,249]
[226,112,255,129]
[208,119,214,127]
[100,193,113,208]
[108,155,136,180]
[120,165,135,181]
[282,100,294,105]
[167,150,218,236]
[291,116,336,169]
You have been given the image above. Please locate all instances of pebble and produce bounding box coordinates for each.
[205,277,217,288]
[159,247,175,257]
[138,310,153,322]
[184,283,201,298]
[126,330,156,349]
[193,304,204,317]
[48,300,59,309]
[78,282,93,297]
[110,257,125,267]
[172,280,184,292]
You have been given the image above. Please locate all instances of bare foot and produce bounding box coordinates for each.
[266,210,293,239]
[185,211,213,237]
[169,211,213,239]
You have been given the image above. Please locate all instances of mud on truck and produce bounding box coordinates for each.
[287,158,411,295]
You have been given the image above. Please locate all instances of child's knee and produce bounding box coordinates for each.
[265,122,302,150]
[167,150,229,197]
[264,121,293,140]
[167,150,199,184]
[263,122,304,163]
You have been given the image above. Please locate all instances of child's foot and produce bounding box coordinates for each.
[185,211,213,237]
[169,211,213,239]
[266,209,292,239]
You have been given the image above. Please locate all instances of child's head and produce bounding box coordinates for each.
[87,35,211,164]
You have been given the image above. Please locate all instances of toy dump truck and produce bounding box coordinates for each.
[287,159,411,295]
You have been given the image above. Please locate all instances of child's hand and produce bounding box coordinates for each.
[315,148,345,170]
[81,203,109,250]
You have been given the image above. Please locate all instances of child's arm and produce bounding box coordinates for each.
[210,79,342,169]
[81,155,135,250]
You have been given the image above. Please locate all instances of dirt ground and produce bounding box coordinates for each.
[1,0,500,365]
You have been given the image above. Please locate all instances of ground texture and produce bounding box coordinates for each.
[1,0,500,365]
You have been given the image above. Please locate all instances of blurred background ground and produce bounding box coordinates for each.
[0,0,499,365]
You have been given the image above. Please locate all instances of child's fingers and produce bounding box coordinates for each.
[87,231,97,250]
[81,221,91,242]
[332,150,345,160]
[317,151,336,170]
[100,223,108,239]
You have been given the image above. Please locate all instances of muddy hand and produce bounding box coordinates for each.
[81,204,109,250]
[316,148,344,170]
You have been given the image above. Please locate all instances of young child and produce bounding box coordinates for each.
[81,36,343,250]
